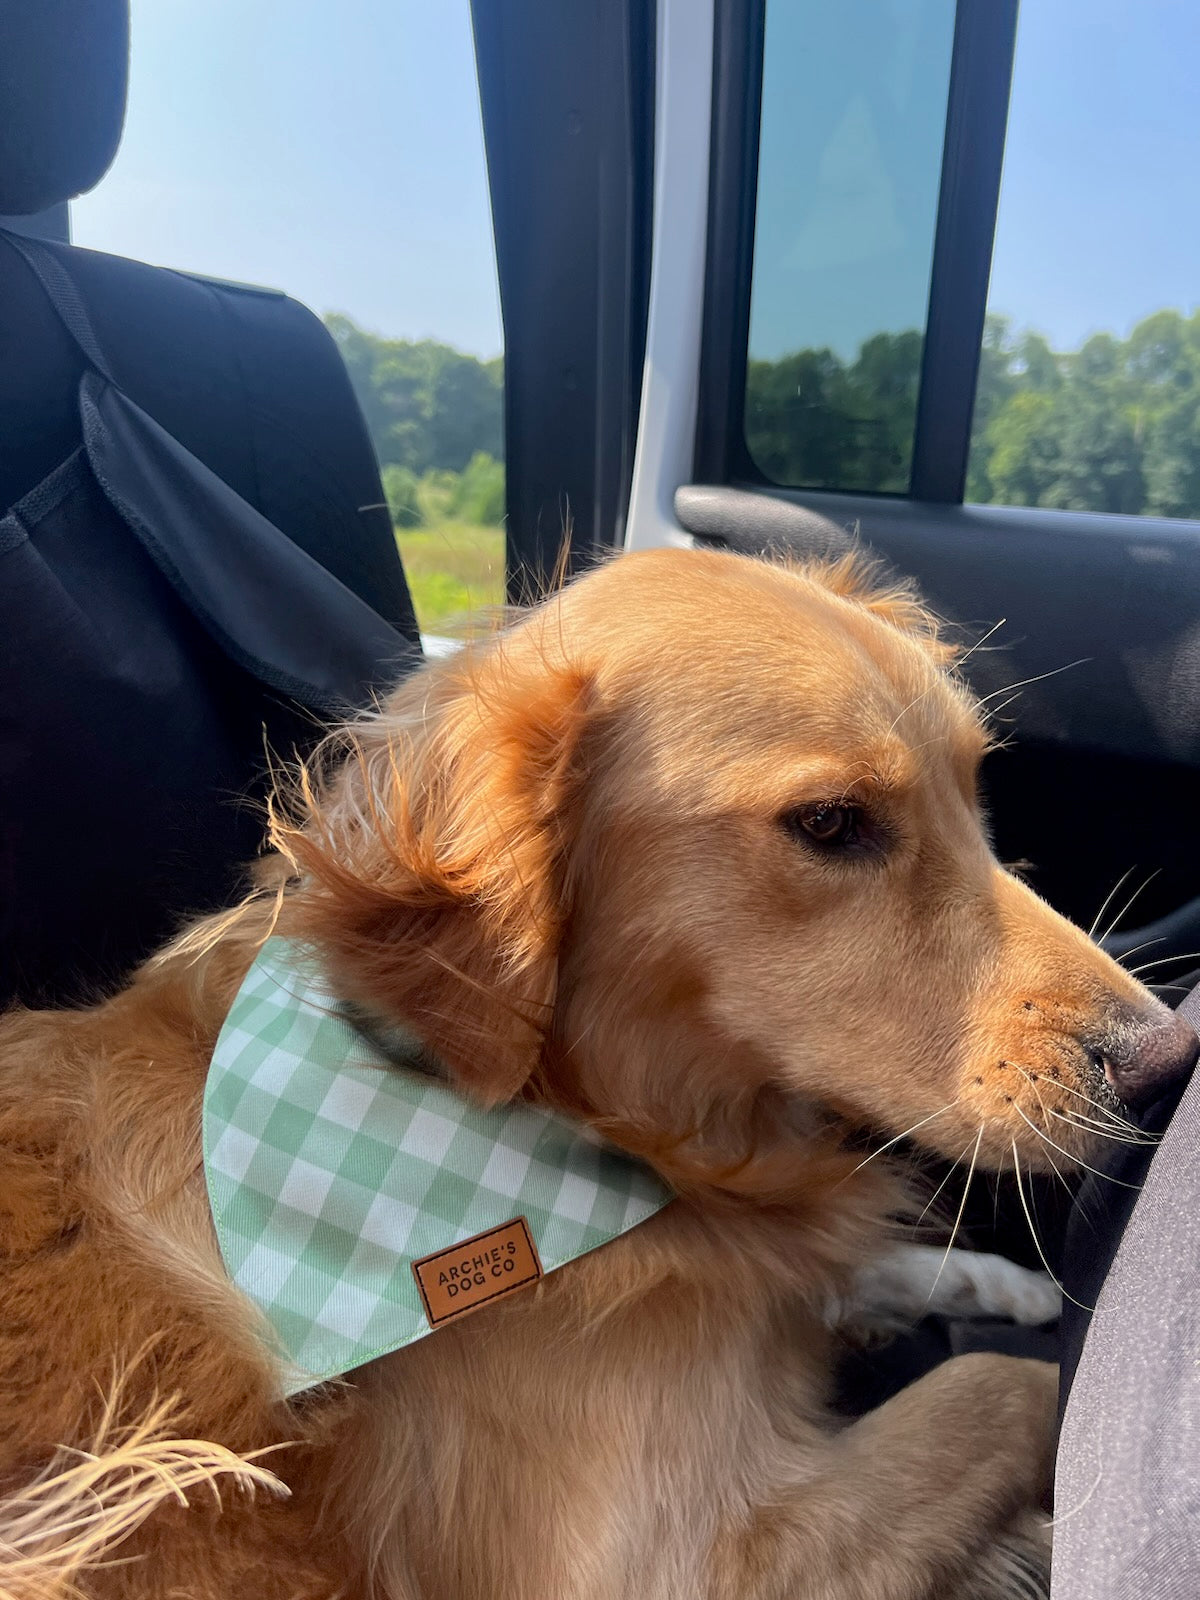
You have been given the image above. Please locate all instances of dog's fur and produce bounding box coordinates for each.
[0,549,1168,1598]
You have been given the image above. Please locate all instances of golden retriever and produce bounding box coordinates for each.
[1,547,1193,1600]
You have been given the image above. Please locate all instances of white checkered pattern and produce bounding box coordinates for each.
[204,938,673,1395]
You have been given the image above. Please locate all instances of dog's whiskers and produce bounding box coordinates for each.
[1087,867,1136,941]
[1005,1061,1146,1137]
[1012,1141,1093,1312]
[1006,1070,1086,1200]
[914,1136,978,1232]
[841,1105,955,1182]
[975,657,1090,710]
[981,692,1023,723]
[1097,869,1160,947]
[1047,1106,1158,1148]
[1125,949,1200,977]
[1010,1102,1143,1188]
[954,616,1008,669]
[885,681,938,741]
[1007,1061,1155,1149]
[928,1126,983,1304]
[1008,1061,1051,1120]
[1112,935,1166,967]
[1043,1081,1140,1137]
[1041,1144,1074,1201]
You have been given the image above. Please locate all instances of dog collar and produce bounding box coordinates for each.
[203,937,673,1395]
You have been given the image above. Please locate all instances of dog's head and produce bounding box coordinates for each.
[281,548,1195,1200]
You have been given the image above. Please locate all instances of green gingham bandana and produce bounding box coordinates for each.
[203,938,673,1395]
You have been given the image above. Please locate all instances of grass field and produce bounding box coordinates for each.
[395,521,505,636]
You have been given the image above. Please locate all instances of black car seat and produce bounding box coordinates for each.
[0,0,422,1007]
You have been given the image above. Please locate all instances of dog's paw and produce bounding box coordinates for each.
[832,1245,1061,1334]
[930,1250,1062,1326]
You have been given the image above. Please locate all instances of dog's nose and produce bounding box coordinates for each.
[1102,1009,1199,1109]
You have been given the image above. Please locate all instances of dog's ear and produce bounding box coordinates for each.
[280,640,595,1105]
[806,552,959,666]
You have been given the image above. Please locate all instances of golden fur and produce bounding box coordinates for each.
[0,548,1165,1597]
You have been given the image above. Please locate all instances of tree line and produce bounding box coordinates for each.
[327,308,1200,525]
[324,313,505,529]
[746,307,1200,518]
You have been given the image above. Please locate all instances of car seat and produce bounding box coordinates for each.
[0,0,422,1006]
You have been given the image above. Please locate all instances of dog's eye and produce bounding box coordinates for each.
[781,803,862,850]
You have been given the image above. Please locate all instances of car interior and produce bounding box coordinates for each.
[1,0,421,1008]
[1,0,1196,1579]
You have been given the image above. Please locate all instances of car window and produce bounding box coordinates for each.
[71,0,505,634]
[743,0,956,494]
[967,0,1200,519]
[743,0,1200,521]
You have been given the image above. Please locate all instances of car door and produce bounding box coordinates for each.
[474,0,1200,1281]
[479,0,1200,983]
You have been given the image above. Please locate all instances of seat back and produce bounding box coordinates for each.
[0,1,421,1004]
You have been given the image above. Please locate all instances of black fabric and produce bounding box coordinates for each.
[80,378,409,710]
[833,1319,955,1417]
[835,1314,1059,1418]
[1051,981,1200,1597]
[833,1298,1061,1421]
[0,0,129,214]
[0,232,420,1007]
[1056,1069,1190,1419]
[0,235,421,641]
[0,236,84,511]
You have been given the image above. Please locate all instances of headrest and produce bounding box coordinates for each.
[0,0,129,215]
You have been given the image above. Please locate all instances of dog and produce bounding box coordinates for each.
[1,547,1193,1599]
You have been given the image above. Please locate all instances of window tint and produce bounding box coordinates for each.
[744,0,956,493]
[72,0,505,634]
[968,0,1200,519]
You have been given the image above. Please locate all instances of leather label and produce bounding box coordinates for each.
[412,1217,543,1328]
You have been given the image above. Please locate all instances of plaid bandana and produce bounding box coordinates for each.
[203,938,673,1395]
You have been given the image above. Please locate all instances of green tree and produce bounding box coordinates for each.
[380,464,422,528]
[1034,336,1144,514]
[746,305,1200,520]
[966,315,1018,502]
[745,330,922,493]
[415,468,462,524]
[1044,393,1144,514]
[1017,332,1063,393]
[846,330,923,492]
[1145,394,1200,518]
[324,315,503,477]
[983,391,1063,507]
[334,304,1200,526]
[450,452,506,526]
[745,347,854,488]
[1126,309,1194,390]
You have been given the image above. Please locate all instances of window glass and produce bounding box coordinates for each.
[72,0,504,633]
[744,0,955,493]
[968,0,1200,519]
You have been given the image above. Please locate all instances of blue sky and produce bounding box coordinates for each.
[73,0,504,356]
[72,0,1199,364]
[749,0,1200,361]
[989,0,1200,355]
